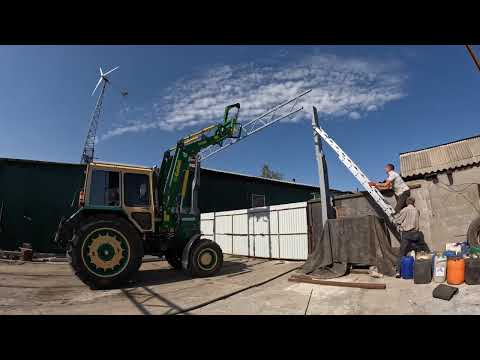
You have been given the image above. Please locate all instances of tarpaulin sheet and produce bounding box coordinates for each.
[300,215,398,279]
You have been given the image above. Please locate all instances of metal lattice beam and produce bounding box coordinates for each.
[199,89,312,161]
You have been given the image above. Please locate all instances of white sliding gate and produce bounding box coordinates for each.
[200,202,308,260]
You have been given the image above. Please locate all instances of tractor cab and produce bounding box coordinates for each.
[79,162,156,233]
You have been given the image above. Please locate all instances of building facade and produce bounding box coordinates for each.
[399,135,480,250]
[333,135,480,251]
[0,158,332,253]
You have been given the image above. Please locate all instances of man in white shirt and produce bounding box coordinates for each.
[368,163,410,213]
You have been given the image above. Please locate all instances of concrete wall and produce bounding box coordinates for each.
[332,166,480,251]
[407,167,480,250]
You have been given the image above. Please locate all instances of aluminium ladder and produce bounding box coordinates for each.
[312,125,396,223]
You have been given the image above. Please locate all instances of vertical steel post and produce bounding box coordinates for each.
[312,106,331,226]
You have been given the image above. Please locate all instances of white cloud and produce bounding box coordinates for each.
[100,53,407,141]
[349,111,361,120]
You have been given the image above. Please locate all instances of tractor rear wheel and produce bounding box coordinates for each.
[67,215,143,290]
[188,239,223,277]
[467,216,480,247]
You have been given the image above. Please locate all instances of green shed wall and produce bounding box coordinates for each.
[199,169,318,213]
[0,159,85,253]
[0,159,320,253]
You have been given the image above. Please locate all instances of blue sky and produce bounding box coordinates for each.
[1,45,479,191]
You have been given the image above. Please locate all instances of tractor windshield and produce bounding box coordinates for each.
[89,170,120,207]
[124,173,150,207]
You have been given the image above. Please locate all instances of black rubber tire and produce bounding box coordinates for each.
[188,239,223,278]
[165,250,183,270]
[67,215,143,290]
[467,216,480,247]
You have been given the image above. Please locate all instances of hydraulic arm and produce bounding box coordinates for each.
[157,103,241,231]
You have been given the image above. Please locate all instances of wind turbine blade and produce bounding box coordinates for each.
[91,78,102,96]
[104,66,119,76]
[99,67,104,76]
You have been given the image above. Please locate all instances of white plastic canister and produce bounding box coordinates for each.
[446,242,462,254]
[434,254,447,283]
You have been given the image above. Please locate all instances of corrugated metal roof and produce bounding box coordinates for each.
[400,135,480,178]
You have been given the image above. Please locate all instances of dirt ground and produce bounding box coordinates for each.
[1,255,480,315]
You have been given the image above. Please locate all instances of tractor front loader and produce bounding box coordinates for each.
[54,104,241,289]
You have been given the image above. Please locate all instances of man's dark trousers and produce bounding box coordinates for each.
[397,230,430,271]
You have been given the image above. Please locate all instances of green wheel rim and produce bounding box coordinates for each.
[81,228,130,278]
[197,248,218,271]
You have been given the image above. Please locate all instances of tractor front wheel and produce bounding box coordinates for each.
[188,239,223,277]
[67,215,143,290]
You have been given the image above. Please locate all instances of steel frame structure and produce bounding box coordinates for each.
[199,89,312,161]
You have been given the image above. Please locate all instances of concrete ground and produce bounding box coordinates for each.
[1,255,479,315]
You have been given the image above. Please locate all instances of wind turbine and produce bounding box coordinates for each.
[80,66,120,164]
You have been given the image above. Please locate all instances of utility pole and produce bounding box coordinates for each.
[312,106,332,226]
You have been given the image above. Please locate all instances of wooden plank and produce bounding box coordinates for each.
[289,274,386,290]
[350,269,370,274]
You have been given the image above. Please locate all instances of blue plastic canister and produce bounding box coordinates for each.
[460,242,470,256]
[401,256,414,279]
[443,250,457,258]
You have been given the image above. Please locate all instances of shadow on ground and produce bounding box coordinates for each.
[119,260,252,315]
[121,286,191,315]
[127,259,249,288]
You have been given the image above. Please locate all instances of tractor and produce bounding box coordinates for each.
[54,103,241,289]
